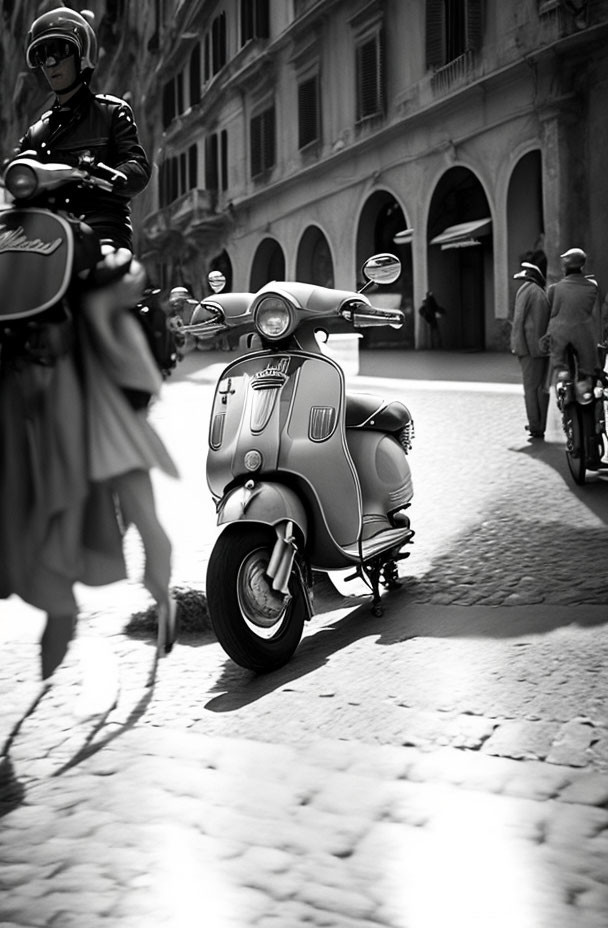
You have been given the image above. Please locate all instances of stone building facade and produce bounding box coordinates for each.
[2,1,608,350]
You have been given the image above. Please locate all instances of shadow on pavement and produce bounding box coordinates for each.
[511,438,608,526]
[204,581,607,713]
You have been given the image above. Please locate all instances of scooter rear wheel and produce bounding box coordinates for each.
[206,524,307,672]
[564,404,587,485]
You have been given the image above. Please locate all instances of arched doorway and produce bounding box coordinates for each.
[208,249,233,293]
[250,238,286,291]
[356,191,413,347]
[296,226,334,287]
[427,168,492,350]
[507,150,545,310]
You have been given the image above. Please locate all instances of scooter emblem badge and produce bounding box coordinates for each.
[0,223,62,256]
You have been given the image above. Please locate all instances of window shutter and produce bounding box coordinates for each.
[170,158,178,202]
[264,107,276,171]
[188,144,198,188]
[357,35,382,119]
[298,76,319,148]
[189,45,201,106]
[162,81,174,128]
[176,72,184,115]
[241,0,253,44]
[426,0,444,69]
[206,134,219,191]
[220,130,228,191]
[255,0,270,38]
[250,114,262,177]
[466,0,483,51]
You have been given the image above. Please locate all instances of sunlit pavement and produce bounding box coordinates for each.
[1,348,607,928]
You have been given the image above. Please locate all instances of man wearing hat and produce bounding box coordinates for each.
[542,248,602,377]
[510,261,550,440]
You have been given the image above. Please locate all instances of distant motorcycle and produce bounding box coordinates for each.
[555,344,608,485]
[181,254,415,672]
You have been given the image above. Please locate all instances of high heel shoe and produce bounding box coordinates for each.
[157,598,180,656]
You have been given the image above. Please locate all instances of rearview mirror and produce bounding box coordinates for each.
[208,270,226,293]
[362,253,401,286]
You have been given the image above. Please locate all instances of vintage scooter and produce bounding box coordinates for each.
[182,254,415,673]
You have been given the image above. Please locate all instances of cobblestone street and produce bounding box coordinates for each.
[1,350,607,927]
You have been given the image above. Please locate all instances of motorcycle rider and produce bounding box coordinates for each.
[0,8,176,685]
[540,247,602,378]
[18,6,150,251]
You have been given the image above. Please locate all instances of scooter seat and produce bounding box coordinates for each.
[346,393,412,433]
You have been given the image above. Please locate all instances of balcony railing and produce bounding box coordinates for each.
[143,188,217,241]
[431,50,477,95]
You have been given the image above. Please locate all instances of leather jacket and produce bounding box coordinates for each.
[19,85,150,250]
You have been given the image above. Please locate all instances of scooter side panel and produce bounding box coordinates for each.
[345,429,413,529]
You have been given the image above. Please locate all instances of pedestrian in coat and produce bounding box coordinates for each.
[510,262,550,440]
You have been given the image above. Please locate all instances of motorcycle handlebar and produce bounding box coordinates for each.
[2,155,121,198]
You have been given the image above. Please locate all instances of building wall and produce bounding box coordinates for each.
[2,1,607,351]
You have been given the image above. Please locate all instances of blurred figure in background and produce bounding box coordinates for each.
[418,291,446,349]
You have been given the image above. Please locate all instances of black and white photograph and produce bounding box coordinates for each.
[1,2,608,926]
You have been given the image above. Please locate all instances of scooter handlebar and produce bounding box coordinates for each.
[340,302,405,329]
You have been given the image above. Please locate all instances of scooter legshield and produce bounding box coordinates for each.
[0,208,73,320]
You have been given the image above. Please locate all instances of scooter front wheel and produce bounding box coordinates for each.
[206,524,307,672]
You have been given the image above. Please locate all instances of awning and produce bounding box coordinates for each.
[430,218,492,249]
[393,228,414,245]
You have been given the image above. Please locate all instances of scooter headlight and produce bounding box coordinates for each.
[4,162,38,199]
[254,295,294,341]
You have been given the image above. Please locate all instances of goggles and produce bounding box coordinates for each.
[31,39,77,68]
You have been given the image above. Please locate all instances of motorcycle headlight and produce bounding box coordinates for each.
[254,295,294,341]
[4,162,38,199]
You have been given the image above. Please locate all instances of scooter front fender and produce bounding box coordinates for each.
[217,481,308,542]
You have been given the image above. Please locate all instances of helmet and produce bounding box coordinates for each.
[560,247,587,270]
[25,8,97,79]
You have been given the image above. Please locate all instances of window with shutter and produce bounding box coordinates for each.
[220,130,229,191]
[241,0,270,45]
[188,144,198,189]
[162,81,174,128]
[170,158,179,202]
[250,106,276,178]
[189,45,201,106]
[425,0,483,69]
[204,33,210,82]
[212,13,227,74]
[356,31,384,121]
[206,134,219,192]
[298,75,320,149]
[176,71,184,115]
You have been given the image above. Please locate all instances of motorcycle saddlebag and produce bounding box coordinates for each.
[0,207,73,321]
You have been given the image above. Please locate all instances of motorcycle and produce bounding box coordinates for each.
[181,254,415,672]
[555,344,608,485]
[0,152,126,328]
